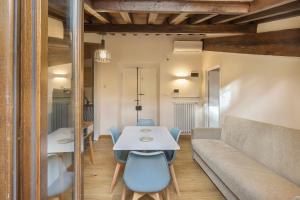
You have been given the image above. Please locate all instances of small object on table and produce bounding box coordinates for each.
[139,136,154,142]
[57,138,74,144]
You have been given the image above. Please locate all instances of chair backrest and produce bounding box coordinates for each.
[170,128,181,142]
[137,119,155,126]
[166,128,181,163]
[109,127,121,144]
[47,154,66,187]
[124,151,170,191]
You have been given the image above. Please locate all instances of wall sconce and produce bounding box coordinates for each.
[49,73,70,79]
[174,72,199,80]
[175,71,189,79]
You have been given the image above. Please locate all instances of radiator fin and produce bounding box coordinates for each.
[173,102,197,133]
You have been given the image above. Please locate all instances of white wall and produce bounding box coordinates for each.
[85,34,203,136]
[200,17,300,130]
[201,51,300,130]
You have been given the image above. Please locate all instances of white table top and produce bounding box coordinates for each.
[113,126,180,151]
[48,128,75,153]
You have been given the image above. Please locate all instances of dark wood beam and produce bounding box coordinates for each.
[92,0,250,14]
[203,28,300,57]
[214,0,299,23]
[208,14,239,24]
[84,23,257,34]
[48,0,67,21]
[233,1,300,24]
[254,10,300,24]
[84,3,110,24]
[190,14,218,24]
[249,0,297,12]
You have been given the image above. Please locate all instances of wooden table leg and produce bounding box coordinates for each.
[88,134,95,164]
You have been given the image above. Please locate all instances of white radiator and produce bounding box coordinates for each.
[173,102,197,133]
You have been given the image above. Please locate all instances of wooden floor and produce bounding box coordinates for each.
[83,135,224,200]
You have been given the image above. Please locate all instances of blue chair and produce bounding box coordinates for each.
[165,128,181,195]
[122,151,171,200]
[47,154,74,199]
[109,127,128,192]
[136,118,155,126]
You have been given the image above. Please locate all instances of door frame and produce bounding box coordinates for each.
[0,0,19,199]
[0,0,84,199]
[204,65,221,128]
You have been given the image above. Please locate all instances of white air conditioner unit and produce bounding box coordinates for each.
[173,41,203,53]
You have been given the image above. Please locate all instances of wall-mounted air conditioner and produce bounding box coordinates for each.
[173,41,203,53]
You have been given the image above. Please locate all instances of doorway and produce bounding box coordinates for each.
[206,67,221,128]
[121,67,158,127]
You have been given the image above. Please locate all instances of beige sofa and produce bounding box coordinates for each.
[192,116,300,200]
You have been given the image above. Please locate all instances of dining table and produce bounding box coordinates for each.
[113,126,180,151]
[47,122,95,164]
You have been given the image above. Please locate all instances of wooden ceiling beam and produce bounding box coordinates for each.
[186,0,253,2]
[208,14,239,24]
[213,0,299,23]
[148,13,159,24]
[190,14,218,24]
[254,10,300,24]
[48,0,67,21]
[84,3,110,24]
[169,13,189,25]
[120,12,133,24]
[233,1,300,24]
[84,23,257,34]
[203,28,300,57]
[92,0,250,14]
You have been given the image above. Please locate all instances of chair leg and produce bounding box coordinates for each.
[59,193,64,200]
[110,163,122,192]
[132,192,144,200]
[121,186,127,200]
[149,193,161,200]
[88,134,95,164]
[170,164,180,195]
[165,187,170,200]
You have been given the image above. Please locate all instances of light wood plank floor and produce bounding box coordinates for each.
[84,136,224,200]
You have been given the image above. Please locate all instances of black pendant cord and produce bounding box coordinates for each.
[136,67,139,123]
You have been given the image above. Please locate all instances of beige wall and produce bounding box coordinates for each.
[201,51,300,130]
[201,16,300,130]
[257,16,300,33]
[85,34,203,136]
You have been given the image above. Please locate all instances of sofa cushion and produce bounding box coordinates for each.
[221,116,300,186]
[192,139,300,200]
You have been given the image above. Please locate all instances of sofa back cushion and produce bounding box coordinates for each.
[221,116,300,186]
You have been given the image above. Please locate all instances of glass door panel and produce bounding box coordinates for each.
[47,0,81,199]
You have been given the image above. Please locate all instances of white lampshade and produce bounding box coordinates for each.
[94,49,111,63]
[94,37,111,63]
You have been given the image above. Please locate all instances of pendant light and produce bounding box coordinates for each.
[94,34,111,63]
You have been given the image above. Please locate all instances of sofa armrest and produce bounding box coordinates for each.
[192,128,222,140]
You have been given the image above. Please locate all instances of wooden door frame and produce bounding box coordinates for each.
[1,0,84,199]
[73,0,84,199]
[19,0,48,199]
[0,0,18,199]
